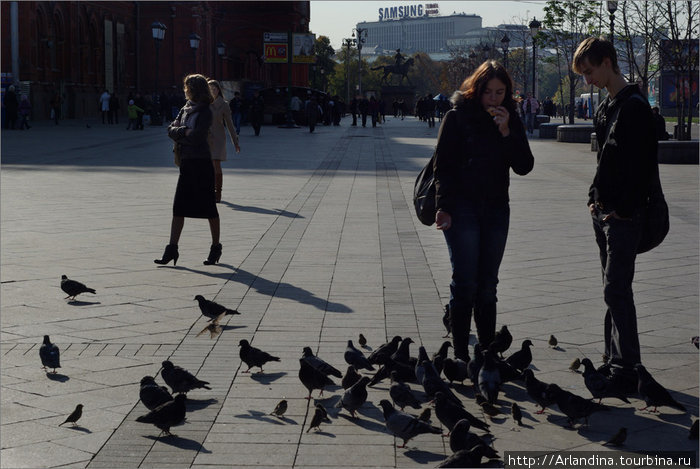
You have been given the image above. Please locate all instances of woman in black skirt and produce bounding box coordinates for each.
[155,74,222,266]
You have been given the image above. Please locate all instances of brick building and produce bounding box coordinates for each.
[1,1,310,120]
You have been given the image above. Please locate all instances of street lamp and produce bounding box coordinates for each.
[529,17,541,98]
[189,33,200,72]
[320,68,325,93]
[352,27,367,96]
[151,21,166,125]
[217,42,226,78]
[343,37,355,103]
[501,33,510,69]
[607,1,618,45]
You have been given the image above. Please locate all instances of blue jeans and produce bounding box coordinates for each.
[233,112,242,135]
[443,202,510,351]
[526,113,535,133]
[592,207,642,369]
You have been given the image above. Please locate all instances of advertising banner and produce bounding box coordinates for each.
[293,33,316,64]
[264,42,287,63]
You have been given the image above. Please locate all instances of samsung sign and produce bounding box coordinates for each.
[379,4,426,21]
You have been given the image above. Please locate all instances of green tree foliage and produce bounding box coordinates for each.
[310,35,336,92]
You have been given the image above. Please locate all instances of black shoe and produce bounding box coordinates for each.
[203,243,222,265]
[154,244,179,266]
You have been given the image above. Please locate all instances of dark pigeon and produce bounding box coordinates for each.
[432,341,452,361]
[59,404,83,426]
[449,419,499,457]
[239,339,280,373]
[580,358,630,404]
[505,339,533,372]
[547,383,609,427]
[270,399,287,418]
[522,369,553,414]
[136,393,186,436]
[368,336,402,365]
[433,355,445,377]
[139,376,174,410]
[369,356,417,387]
[302,346,342,378]
[378,399,442,448]
[306,403,331,432]
[442,304,451,338]
[358,333,367,347]
[494,355,523,383]
[437,446,494,468]
[511,402,523,426]
[161,360,211,394]
[489,325,512,357]
[389,370,422,410]
[344,340,374,371]
[548,334,558,348]
[433,391,489,434]
[422,360,463,406]
[635,364,686,413]
[390,337,414,365]
[342,365,361,389]
[335,376,370,418]
[299,358,335,399]
[194,295,239,321]
[414,346,432,385]
[39,335,60,373]
[478,350,502,405]
[569,358,582,372]
[442,358,469,385]
[61,275,96,300]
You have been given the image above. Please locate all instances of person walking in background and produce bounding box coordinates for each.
[155,74,221,267]
[18,94,31,130]
[433,60,534,361]
[126,99,144,130]
[573,37,660,395]
[426,93,436,128]
[50,91,62,125]
[99,90,111,124]
[306,95,321,133]
[228,91,243,134]
[522,92,539,135]
[249,90,264,136]
[358,96,369,127]
[369,96,379,127]
[349,96,358,126]
[208,79,241,203]
[3,85,18,129]
[109,93,120,124]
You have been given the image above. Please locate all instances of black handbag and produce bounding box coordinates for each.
[637,166,669,254]
[413,150,437,226]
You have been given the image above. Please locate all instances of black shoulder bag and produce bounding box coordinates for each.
[413,150,437,226]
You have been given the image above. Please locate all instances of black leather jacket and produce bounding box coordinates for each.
[169,101,213,160]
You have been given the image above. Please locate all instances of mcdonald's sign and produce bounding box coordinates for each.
[264,43,287,63]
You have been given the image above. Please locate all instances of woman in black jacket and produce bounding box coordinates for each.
[434,61,534,361]
[155,74,221,266]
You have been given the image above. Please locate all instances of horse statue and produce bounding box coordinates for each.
[371,57,415,85]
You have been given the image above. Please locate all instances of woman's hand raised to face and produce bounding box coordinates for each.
[491,106,510,137]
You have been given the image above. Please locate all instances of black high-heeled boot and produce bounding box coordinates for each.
[154,244,179,266]
[203,243,222,265]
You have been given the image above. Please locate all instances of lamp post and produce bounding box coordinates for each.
[189,33,200,72]
[529,17,541,99]
[352,27,367,96]
[607,1,618,45]
[501,33,510,69]
[343,37,355,103]
[151,21,166,126]
[217,42,226,78]
[320,68,325,93]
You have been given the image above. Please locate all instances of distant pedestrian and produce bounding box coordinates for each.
[99,90,110,124]
[358,96,369,127]
[349,97,358,126]
[306,95,321,133]
[369,96,379,127]
[50,91,62,125]
[249,90,264,136]
[4,85,18,129]
[290,94,303,125]
[207,79,240,203]
[18,94,31,130]
[228,91,243,134]
[126,100,144,130]
[521,93,539,135]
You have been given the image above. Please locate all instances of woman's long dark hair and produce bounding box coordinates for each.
[184,74,213,104]
[459,60,516,112]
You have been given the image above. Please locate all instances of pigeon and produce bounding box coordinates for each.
[548,334,558,348]
[511,402,522,426]
[437,446,495,468]
[417,407,431,422]
[39,335,61,373]
[390,337,414,365]
[442,304,451,337]
[238,339,280,373]
[442,358,469,385]
[493,355,523,384]
[547,383,609,427]
[61,275,96,300]
[343,340,374,371]
[306,403,331,432]
[569,358,582,372]
[432,355,444,376]
[136,393,186,436]
[433,391,489,434]
[139,376,174,410]
[358,333,367,347]
[689,420,698,440]
[602,427,627,446]
[580,358,630,404]
[467,343,484,388]
[194,295,239,321]
[342,365,361,389]
[478,350,502,405]
[422,360,463,406]
[414,346,433,385]
[505,339,533,372]
[378,399,442,448]
[489,325,512,357]
[196,323,222,339]
[369,356,416,386]
[335,376,370,418]
[302,347,342,378]
[368,336,402,365]
[160,360,211,394]
[59,404,83,426]
[692,337,699,349]
[522,369,553,414]
[389,370,422,410]
[474,393,501,417]
[299,358,335,399]
[449,419,499,457]
[270,399,287,418]
[635,364,686,413]
[433,341,453,361]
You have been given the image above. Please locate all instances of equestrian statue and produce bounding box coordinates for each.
[371,49,415,85]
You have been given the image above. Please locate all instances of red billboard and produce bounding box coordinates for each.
[264,43,287,63]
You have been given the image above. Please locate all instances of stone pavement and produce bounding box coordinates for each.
[1,116,698,468]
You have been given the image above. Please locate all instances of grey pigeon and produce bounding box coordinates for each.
[302,347,342,378]
[547,383,609,427]
[378,399,441,448]
[635,364,686,413]
[306,403,331,432]
[139,376,173,410]
[239,339,280,373]
[437,445,494,468]
[602,427,627,446]
[580,358,630,404]
[368,336,402,365]
[194,295,239,321]
[299,358,335,399]
[449,419,498,457]
[358,333,367,347]
[433,391,489,434]
[511,402,522,426]
[422,360,463,407]
[432,341,452,361]
[442,357,468,385]
[414,346,433,385]
[335,376,370,418]
[161,360,211,394]
[505,339,533,372]
[342,365,361,389]
[522,369,553,414]
[478,350,502,405]
[136,393,186,437]
[390,337,414,365]
[389,370,422,410]
[39,335,60,373]
[59,404,83,426]
[442,304,451,337]
[270,399,287,418]
[489,325,512,357]
[61,275,96,300]
[344,340,374,371]
[368,356,416,387]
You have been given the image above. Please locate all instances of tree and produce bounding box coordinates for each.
[327,44,358,98]
[310,35,336,92]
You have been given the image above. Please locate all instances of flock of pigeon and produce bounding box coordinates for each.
[43,276,696,467]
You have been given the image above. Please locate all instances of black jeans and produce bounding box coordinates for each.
[592,207,642,369]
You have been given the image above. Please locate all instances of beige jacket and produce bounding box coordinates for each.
[208,96,239,161]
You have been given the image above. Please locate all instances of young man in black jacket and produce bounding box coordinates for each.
[573,37,658,394]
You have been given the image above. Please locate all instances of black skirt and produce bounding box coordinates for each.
[173,158,219,218]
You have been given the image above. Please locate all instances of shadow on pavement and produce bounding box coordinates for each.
[249,372,287,385]
[234,410,286,425]
[145,434,211,452]
[219,201,302,219]
[185,397,218,411]
[403,448,446,464]
[46,373,70,382]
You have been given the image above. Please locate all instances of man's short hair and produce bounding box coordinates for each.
[573,37,619,74]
